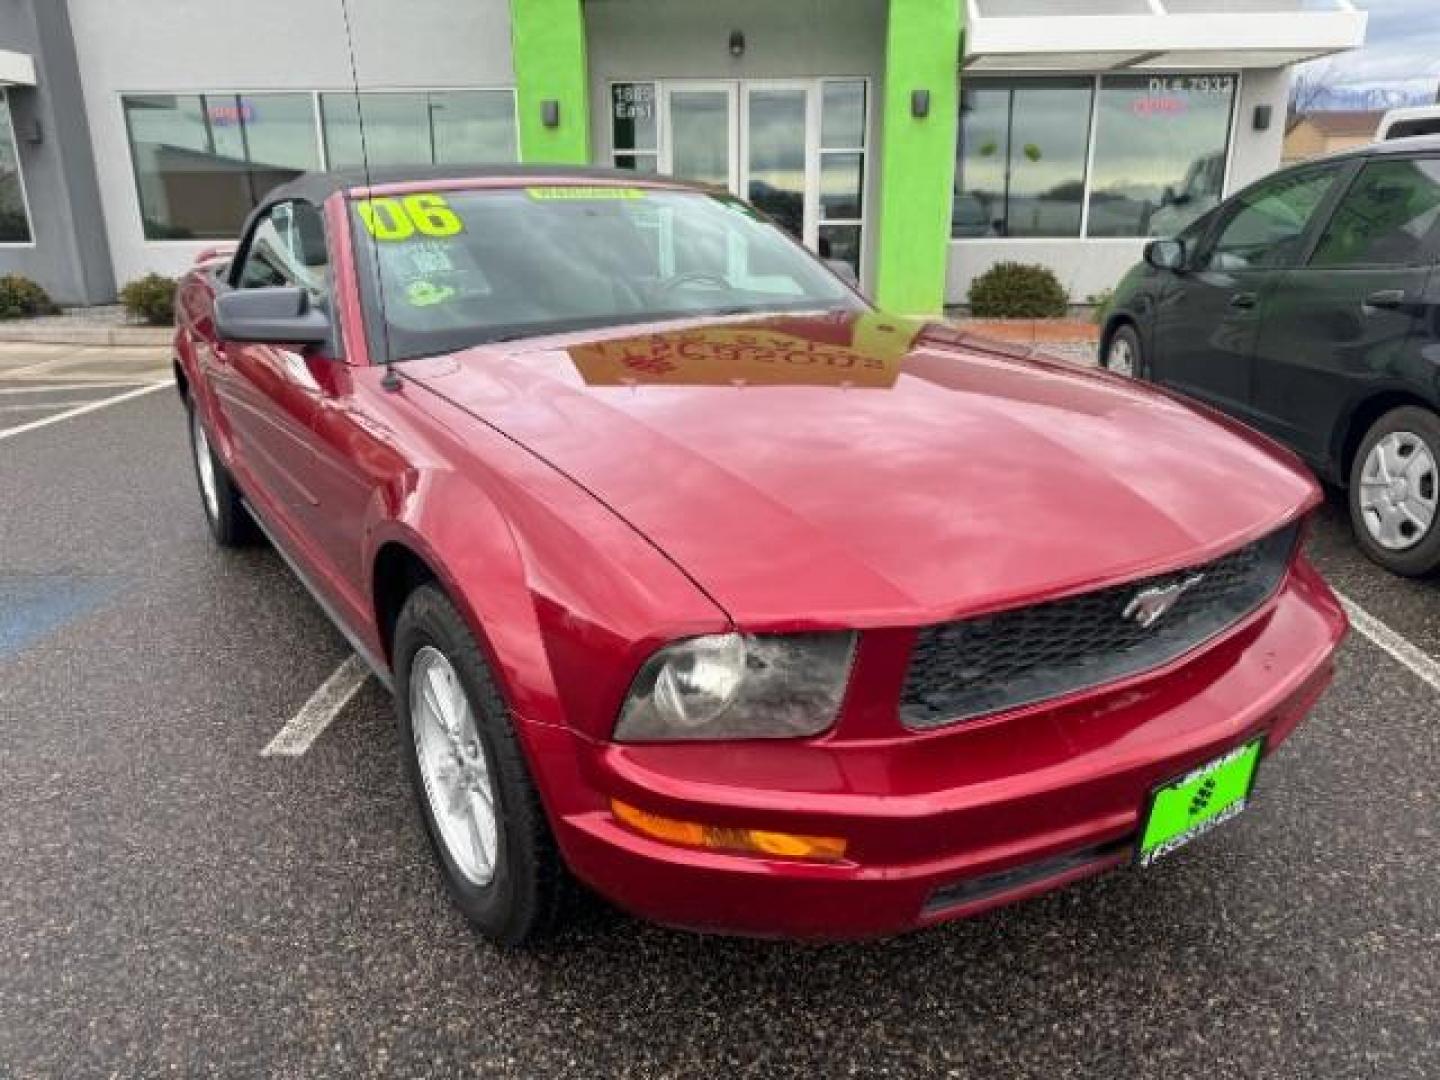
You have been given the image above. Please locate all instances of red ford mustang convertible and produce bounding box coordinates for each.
[175,167,1346,943]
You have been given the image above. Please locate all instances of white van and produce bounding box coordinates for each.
[1376,105,1440,141]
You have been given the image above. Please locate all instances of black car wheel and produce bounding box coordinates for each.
[394,583,570,946]
[1349,406,1440,577]
[187,398,256,547]
[1102,324,1146,379]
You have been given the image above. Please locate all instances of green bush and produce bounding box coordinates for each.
[119,273,177,326]
[0,274,58,320]
[967,262,1069,319]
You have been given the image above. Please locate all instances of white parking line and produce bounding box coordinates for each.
[0,380,150,394]
[261,655,371,757]
[0,381,168,441]
[1336,591,1440,696]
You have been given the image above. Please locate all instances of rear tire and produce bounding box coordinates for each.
[186,397,255,548]
[1102,324,1146,379]
[1348,406,1440,577]
[394,583,569,946]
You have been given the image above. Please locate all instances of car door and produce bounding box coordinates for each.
[211,200,335,547]
[1251,154,1440,476]
[1151,164,1344,415]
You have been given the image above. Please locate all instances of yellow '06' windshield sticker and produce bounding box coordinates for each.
[356,194,462,241]
[525,186,646,201]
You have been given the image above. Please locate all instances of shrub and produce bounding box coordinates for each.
[1087,288,1115,325]
[0,274,58,320]
[967,262,1069,319]
[119,273,177,326]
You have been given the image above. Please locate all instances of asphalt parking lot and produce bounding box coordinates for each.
[1,351,1437,1078]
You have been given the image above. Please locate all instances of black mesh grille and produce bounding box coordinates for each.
[900,525,1300,730]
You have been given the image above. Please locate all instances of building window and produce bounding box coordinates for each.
[953,73,1237,242]
[319,90,516,170]
[0,90,33,243]
[954,78,1093,239]
[610,82,658,171]
[1086,74,1236,238]
[818,79,867,276]
[123,93,319,240]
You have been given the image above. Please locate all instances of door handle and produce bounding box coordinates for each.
[1228,292,1257,310]
[1362,289,1406,313]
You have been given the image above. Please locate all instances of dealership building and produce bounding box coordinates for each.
[0,0,1365,314]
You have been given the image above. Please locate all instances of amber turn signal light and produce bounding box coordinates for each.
[610,799,847,862]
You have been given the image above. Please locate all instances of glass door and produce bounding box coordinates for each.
[622,78,868,282]
[741,83,813,247]
[660,82,737,194]
[741,79,869,278]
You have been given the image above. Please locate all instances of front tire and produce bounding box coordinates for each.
[1349,406,1440,576]
[1102,324,1146,379]
[394,584,568,945]
[187,397,255,547]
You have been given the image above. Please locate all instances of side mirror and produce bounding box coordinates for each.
[1144,238,1187,273]
[215,286,330,345]
[825,258,859,287]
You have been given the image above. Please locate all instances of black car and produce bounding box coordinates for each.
[1102,136,1440,577]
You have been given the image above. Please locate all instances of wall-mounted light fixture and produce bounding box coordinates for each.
[911,89,930,119]
[541,100,560,128]
[729,30,745,58]
[1252,104,1272,131]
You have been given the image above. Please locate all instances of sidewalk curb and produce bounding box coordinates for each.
[0,324,172,347]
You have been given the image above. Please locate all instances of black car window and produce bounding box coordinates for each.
[1387,117,1440,140]
[236,200,331,305]
[1204,167,1339,272]
[1310,158,1440,268]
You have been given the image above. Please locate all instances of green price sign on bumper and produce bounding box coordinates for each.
[1139,738,1263,867]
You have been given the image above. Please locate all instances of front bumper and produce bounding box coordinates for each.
[531,558,1345,939]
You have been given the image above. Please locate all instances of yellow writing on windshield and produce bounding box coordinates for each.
[356,194,463,241]
[526,186,646,201]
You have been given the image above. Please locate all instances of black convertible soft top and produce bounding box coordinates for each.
[264,163,679,206]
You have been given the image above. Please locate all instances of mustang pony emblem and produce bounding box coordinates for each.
[1123,574,1205,629]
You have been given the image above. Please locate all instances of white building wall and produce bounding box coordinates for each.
[945,66,1294,307]
[66,0,515,286]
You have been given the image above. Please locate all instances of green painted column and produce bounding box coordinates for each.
[873,0,963,316]
[509,0,591,164]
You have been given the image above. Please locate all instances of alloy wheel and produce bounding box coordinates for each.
[191,408,220,522]
[1358,431,1438,551]
[410,645,500,886]
[1106,336,1135,377]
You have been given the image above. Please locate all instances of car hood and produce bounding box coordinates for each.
[404,311,1317,628]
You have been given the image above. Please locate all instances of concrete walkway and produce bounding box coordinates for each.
[0,305,171,347]
[0,342,171,383]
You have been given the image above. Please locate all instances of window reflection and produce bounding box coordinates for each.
[123,93,318,240]
[320,90,516,170]
[747,88,807,240]
[1207,167,1336,270]
[0,91,31,243]
[1311,160,1440,268]
[669,89,732,190]
[954,74,1236,241]
[954,79,1092,238]
[1087,74,1235,238]
[819,80,867,278]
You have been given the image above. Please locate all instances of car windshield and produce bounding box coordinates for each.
[348,185,864,362]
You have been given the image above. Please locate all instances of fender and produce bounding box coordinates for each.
[1329,378,1440,486]
[361,381,727,743]
[174,275,244,470]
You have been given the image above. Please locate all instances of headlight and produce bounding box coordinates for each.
[614,631,857,741]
